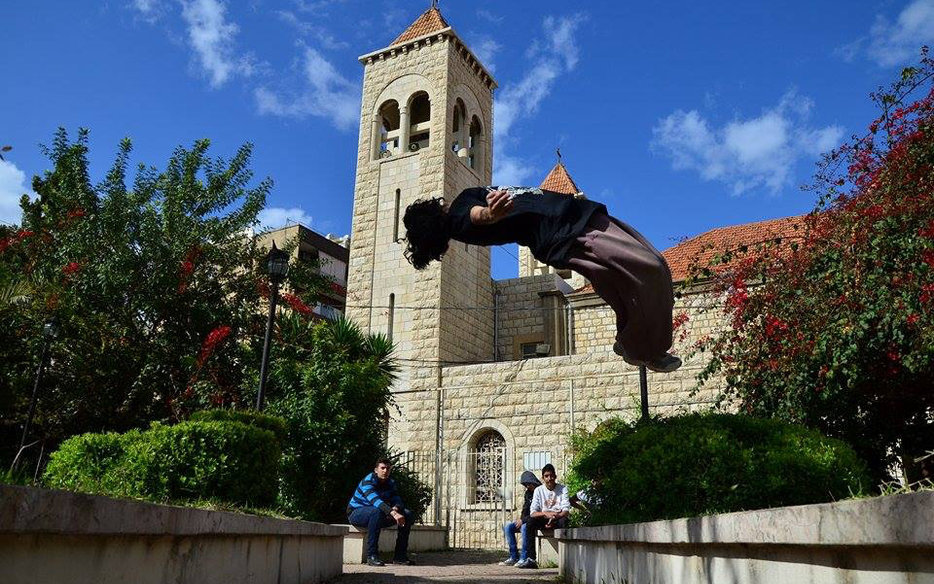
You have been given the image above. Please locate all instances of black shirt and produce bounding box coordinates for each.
[447,187,606,268]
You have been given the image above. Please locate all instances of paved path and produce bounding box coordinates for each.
[335,550,559,583]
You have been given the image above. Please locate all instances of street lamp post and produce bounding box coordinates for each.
[12,317,59,472]
[256,242,290,411]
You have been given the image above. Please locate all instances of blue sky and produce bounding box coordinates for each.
[2,0,933,279]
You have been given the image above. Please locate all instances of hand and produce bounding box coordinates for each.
[484,189,514,222]
[391,510,406,527]
[514,518,522,528]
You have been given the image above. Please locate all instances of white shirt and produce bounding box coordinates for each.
[530,483,570,514]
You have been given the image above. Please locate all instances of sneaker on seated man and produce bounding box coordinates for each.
[498,470,541,566]
[516,463,570,569]
[346,457,416,566]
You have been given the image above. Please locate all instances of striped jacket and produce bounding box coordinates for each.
[347,472,404,515]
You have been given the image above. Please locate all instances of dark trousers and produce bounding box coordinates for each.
[566,211,675,361]
[348,506,414,559]
[521,516,568,560]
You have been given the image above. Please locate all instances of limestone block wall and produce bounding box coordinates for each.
[346,32,498,454]
[347,37,450,452]
[570,287,728,375]
[432,349,722,544]
[494,274,571,361]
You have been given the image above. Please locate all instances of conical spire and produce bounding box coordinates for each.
[540,161,582,196]
[392,6,450,46]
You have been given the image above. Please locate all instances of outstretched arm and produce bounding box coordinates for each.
[469,189,514,225]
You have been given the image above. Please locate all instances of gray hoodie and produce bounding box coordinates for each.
[519,470,542,521]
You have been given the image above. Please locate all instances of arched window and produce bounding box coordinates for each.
[469,115,483,172]
[408,92,431,151]
[471,430,506,503]
[452,99,466,154]
[375,100,400,159]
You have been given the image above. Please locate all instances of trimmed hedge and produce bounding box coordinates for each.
[44,415,283,508]
[567,413,871,526]
[190,409,287,444]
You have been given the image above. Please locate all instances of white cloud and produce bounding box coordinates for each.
[0,160,34,226]
[493,154,537,186]
[491,13,586,185]
[180,0,252,88]
[844,0,934,66]
[254,46,360,130]
[477,9,503,24]
[651,90,845,196]
[472,38,501,72]
[258,206,315,230]
[494,14,585,142]
[277,10,349,50]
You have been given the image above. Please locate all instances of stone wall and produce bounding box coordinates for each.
[494,273,572,361]
[0,485,344,584]
[346,31,497,453]
[558,491,934,584]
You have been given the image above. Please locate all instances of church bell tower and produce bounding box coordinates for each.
[345,5,498,451]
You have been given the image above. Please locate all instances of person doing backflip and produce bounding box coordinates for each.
[402,186,681,372]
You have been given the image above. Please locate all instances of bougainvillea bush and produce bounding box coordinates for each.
[692,51,934,481]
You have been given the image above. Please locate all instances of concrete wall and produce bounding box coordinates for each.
[557,491,934,584]
[337,524,448,563]
[0,486,344,584]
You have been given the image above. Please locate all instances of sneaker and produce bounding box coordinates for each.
[613,341,645,368]
[393,557,415,566]
[515,558,538,569]
[498,557,518,566]
[646,352,682,373]
[366,556,385,567]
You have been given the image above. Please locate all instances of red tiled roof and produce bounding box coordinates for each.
[574,215,806,293]
[392,7,449,45]
[540,162,581,195]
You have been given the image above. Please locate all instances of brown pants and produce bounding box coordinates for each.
[565,211,674,361]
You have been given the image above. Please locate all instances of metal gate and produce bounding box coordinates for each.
[447,445,517,549]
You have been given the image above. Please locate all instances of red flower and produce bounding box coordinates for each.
[282,292,314,316]
[62,262,81,275]
[198,325,232,366]
[907,313,920,326]
[672,312,690,330]
[66,208,86,220]
[923,250,934,268]
[0,237,10,254]
[922,283,934,304]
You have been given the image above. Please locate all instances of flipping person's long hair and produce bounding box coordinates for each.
[402,197,451,270]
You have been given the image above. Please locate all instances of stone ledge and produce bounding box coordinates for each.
[556,491,934,547]
[0,485,344,538]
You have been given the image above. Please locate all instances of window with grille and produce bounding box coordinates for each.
[472,430,506,504]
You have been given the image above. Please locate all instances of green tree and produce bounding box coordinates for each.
[0,128,328,467]
[262,314,433,522]
[692,51,934,481]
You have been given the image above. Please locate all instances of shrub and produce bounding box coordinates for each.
[389,461,434,522]
[568,413,870,526]
[43,419,281,508]
[43,430,143,497]
[190,409,287,445]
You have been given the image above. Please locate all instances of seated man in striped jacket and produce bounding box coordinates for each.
[347,457,415,566]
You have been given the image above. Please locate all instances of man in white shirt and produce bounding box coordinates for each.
[516,463,570,569]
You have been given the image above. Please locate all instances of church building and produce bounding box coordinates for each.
[344,5,802,548]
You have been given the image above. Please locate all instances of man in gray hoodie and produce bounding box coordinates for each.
[498,470,542,566]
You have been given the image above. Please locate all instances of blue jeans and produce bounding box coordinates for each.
[348,506,414,559]
[503,521,534,561]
